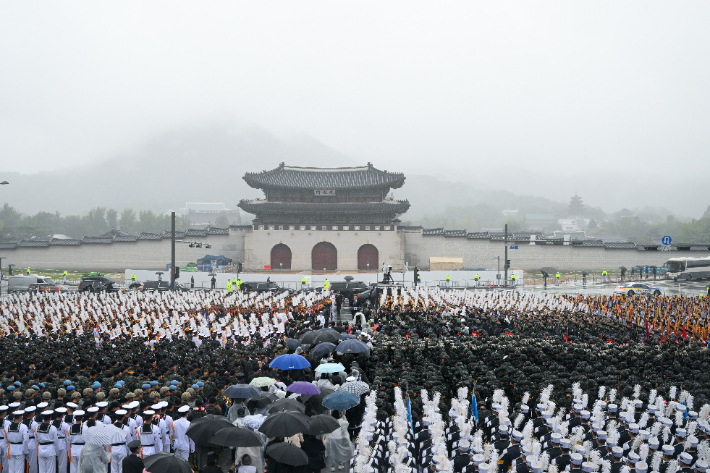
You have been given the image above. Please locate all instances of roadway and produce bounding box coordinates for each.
[523,278,709,296]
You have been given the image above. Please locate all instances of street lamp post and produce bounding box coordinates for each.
[170,212,176,290]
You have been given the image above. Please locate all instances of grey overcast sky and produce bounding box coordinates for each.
[2,2,710,214]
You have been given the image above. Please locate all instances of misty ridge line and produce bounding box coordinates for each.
[0,122,708,244]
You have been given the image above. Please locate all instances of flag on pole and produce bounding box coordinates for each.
[471,392,478,423]
[406,395,413,434]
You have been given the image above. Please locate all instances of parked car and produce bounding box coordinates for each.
[139,281,190,292]
[8,275,51,293]
[241,281,283,293]
[79,276,118,292]
[329,280,369,298]
[613,282,662,296]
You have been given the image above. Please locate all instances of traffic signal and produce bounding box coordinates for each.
[413,267,419,285]
[237,262,243,273]
[174,266,180,279]
[505,260,511,269]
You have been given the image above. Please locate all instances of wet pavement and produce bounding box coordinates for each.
[521,278,709,296]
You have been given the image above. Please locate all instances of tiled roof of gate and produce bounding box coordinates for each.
[244,163,406,190]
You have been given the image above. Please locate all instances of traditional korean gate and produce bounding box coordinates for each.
[357,244,379,270]
[312,242,337,270]
[271,244,292,270]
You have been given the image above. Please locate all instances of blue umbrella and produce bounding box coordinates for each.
[223,384,261,399]
[335,339,370,355]
[322,391,360,411]
[269,354,311,370]
[315,363,345,374]
[310,342,336,359]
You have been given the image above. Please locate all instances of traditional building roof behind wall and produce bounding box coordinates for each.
[243,162,406,190]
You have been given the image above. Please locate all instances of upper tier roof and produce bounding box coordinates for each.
[243,163,406,190]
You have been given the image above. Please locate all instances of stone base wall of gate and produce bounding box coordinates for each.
[244,228,405,271]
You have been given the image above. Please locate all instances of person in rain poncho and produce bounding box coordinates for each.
[232,408,267,473]
[323,411,354,471]
[77,443,110,473]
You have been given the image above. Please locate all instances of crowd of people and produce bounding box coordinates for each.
[0,285,708,473]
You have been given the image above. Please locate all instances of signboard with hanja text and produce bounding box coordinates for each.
[314,189,336,196]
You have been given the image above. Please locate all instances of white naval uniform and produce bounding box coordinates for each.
[109,422,132,473]
[6,422,29,473]
[36,423,59,473]
[163,414,173,453]
[135,423,160,458]
[0,417,10,473]
[157,417,169,453]
[52,419,69,473]
[171,417,193,461]
[67,422,87,473]
[25,419,39,473]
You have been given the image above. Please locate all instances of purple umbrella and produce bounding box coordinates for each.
[286,381,321,395]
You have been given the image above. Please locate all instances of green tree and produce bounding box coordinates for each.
[106,209,118,229]
[119,209,137,233]
[215,214,230,228]
[84,207,109,235]
[568,195,585,217]
[177,214,191,231]
[137,210,170,234]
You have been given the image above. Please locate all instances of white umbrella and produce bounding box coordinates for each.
[83,424,127,445]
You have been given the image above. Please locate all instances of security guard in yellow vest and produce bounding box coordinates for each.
[324,279,330,291]
[555,272,561,286]
[445,274,451,287]
[236,278,242,292]
[602,269,608,283]
[301,276,307,288]
[226,280,232,293]
[474,273,480,286]
[511,273,517,286]
[27,267,31,275]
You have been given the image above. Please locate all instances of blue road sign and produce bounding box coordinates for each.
[509,245,519,249]
[661,236,672,245]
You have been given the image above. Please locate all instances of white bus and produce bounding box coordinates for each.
[664,257,710,281]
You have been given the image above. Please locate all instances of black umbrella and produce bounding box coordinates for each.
[268,398,305,414]
[208,427,263,448]
[258,411,310,438]
[186,415,234,446]
[285,338,301,350]
[265,442,308,467]
[306,414,341,436]
[307,387,335,403]
[335,339,370,355]
[299,330,339,345]
[248,392,277,409]
[309,342,336,359]
[223,384,261,399]
[144,453,193,473]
